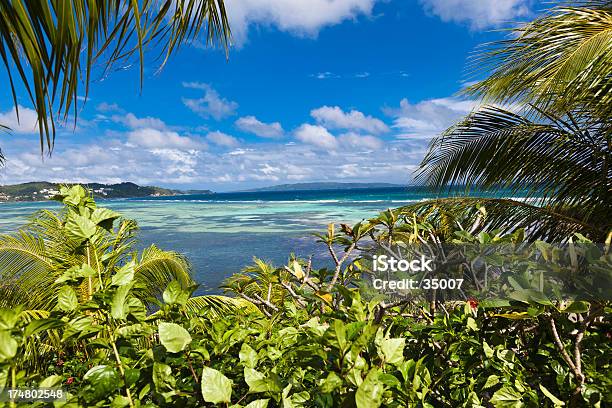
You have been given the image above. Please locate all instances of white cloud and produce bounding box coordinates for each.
[311,106,389,134]
[206,131,240,148]
[338,132,383,150]
[96,102,123,113]
[0,129,423,189]
[311,72,339,79]
[127,128,202,149]
[0,96,478,189]
[385,97,477,140]
[182,82,238,120]
[294,124,338,150]
[419,0,531,30]
[0,105,39,134]
[112,113,167,130]
[225,0,378,45]
[235,116,283,138]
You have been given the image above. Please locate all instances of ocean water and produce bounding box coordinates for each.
[0,187,515,294]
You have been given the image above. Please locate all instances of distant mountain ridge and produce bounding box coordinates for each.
[0,182,212,202]
[242,182,406,192]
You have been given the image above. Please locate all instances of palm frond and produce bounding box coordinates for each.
[0,123,7,165]
[464,4,612,118]
[0,232,58,309]
[417,106,611,226]
[184,295,260,318]
[0,0,230,156]
[400,198,608,242]
[134,245,194,299]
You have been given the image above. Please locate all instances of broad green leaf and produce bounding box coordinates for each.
[245,399,269,408]
[244,368,282,393]
[24,318,64,337]
[61,316,97,341]
[483,341,494,359]
[239,343,258,368]
[509,289,553,306]
[84,365,120,398]
[111,261,136,286]
[117,323,152,339]
[483,374,499,389]
[59,185,89,206]
[39,375,62,388]
[56,264,96,283]
[490,386,523,407]
[467,317,479,331]
[539,384,565,406]
[355,368,383,408]
[163,281,189,305]
[126,297,147,321]
[331,319,347,350]
[65,213,97,242]
[91,208,120,230]
[111,395,131,408]
[290,260,304,279]
[57,286,78,312]
[377,373,401,388]
[153,363,175,392]
[0,309,19,330]
[284,391,310,407]
[379,337,405,365]
[159,322,192,353]
[201,366,233,404]
[111,285,132,320]
[125,368,140,387]
[0,331,18,362]
[559,301,590,314]
[319,372,343,393]
[493,312,532,320]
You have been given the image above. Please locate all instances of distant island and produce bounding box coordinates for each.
[242,182,406,192]
[0,182,213,202]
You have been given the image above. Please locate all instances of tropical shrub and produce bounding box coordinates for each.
[0,193,609,407]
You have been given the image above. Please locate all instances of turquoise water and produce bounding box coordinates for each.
[0,187,517,294]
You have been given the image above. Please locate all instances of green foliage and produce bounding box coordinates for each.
[0,0,230,157]
[416,2,612,243]
[0,193,612,408]
[0,195,608,407]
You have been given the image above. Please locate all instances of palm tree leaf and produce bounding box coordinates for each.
[399,198,608,242]
[417,106,611,226]
[0,0,230,156]
[184,295,260,318]
[0,232,58,309]
[133,244,194,299]
[464,4,612,118]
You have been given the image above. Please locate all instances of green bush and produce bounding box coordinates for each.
[0,191,609,407]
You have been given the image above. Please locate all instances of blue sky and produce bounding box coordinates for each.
[0,0,543,191]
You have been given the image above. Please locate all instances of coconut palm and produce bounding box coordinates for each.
[0,0,230,162]
[411,2,612,241]
[464,1,612,119]
[0,185,247,314]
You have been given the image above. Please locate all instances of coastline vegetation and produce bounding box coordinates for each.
[0,1,609,407]
[0,185,609,407]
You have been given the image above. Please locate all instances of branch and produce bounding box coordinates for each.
[328,243,356,289]
[280,281,306,308]
[237,293,275,317]
[548,316,582,382]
